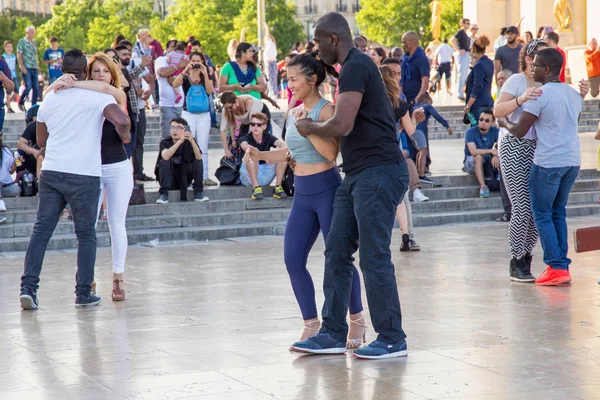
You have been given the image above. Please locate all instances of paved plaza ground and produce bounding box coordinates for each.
[1,216,600,399]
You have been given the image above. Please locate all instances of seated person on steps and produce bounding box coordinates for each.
[155,117,209,204]
[240,112,287,200]
[463,108,499,198]
[17,104,42,178]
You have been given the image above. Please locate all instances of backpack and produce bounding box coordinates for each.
[186,84,209,113]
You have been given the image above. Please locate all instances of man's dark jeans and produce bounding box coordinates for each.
[133,108,147,177]
[21,171,101,296]
[20,68,39,106]
[320,162,409,344]
[158,159,204,200]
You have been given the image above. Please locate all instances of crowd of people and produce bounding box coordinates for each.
[0,11,597,361]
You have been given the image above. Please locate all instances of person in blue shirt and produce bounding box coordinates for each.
[400,31,430,103]
[2,40,18,113]
[43,36,64,84]
[464,35,494,121]
[412,93,452,184]
[463,109,499,198]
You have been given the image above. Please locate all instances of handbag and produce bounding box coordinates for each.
[215,156,240,186]
[282,166,294,196]
[129,182,146,205]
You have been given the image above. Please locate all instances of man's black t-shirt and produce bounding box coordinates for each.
[101,120,127,165]
[158,137,199,165]
[20,121,37,148]
[454,29,471,51]
[239,133,278,165]
[337,48,403,175]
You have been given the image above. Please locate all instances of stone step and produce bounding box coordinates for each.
[412,203,600,227]
[0,221,288,253]
[0,208,291,239]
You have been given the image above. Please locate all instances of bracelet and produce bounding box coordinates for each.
[515,97,521,107]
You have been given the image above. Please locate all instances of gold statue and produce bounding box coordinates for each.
[553,0,572,31]
[430,0,442,44]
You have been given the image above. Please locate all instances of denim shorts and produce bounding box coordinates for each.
[240,162,276,187]
[409,129,428,150]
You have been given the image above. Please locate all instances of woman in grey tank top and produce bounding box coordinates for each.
[243,53,367,349]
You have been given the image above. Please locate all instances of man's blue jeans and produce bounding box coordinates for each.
[21,170,101,295]
[320,162,409,344]
[529,164,580,270]
[20,68,39,106]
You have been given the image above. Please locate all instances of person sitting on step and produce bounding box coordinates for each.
[239,112,287,200]
[463,108,499,198]
[155,117,209,204]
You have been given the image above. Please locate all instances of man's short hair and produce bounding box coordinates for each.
[461,18,470,24]
[250,112,268,124]
[26,25,35,32]
[171,117,188,126]
[114,44,128,52]
[480,109,495,120]
[118,39,133,48]
[49,36,59,43]
[536,47,564,75]
[381,57,401,66]
[62,48,87,73]
[545,31,559,44]
[191,40,201,47]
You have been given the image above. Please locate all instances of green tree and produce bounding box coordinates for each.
[357,0,462,47]
[232,0,303,60]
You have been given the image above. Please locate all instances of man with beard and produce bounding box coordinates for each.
[494,26,522,84]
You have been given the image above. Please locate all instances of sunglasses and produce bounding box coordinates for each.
[250,122,264,127]
[479,118,491,123]
[171,126,185,131]
[526,39,547,56]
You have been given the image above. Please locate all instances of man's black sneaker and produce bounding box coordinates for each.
[510,258,535,283]
[251,187,264,200]
[135,174,155,182]
[419,176,440,186]
[75,293,102,308]
[273,185,287,199]
[400,234,410,252]
[20,288,39,310]
[409,239,421,251]
[155,194,169,204]
[18,103,26,112]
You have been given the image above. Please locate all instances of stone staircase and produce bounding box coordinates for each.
[2,100,598,149]
[0,169,598,252]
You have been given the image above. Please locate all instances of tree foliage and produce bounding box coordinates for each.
[357,0,462,47]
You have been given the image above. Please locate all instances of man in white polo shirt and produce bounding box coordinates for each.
[19,49,131,310]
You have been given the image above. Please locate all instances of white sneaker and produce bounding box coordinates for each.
[0,199,6,212]
[412,188,429,202]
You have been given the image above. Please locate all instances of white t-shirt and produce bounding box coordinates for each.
[498,73,536,141]
[155,56,184,108]
[264,36,277,62]
[435,44,454,64]
[37,89,116,177]
[0,147,14,185]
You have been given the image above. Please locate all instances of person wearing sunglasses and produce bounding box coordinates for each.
[498,48,590,286]
[463,109,499,198]
[238,112,287,200]
[493,39,547,283]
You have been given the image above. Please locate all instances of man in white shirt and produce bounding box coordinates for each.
[156,40,188,139]
[433,38,454,95]
[264,24,278,98]
[19,49,130,310]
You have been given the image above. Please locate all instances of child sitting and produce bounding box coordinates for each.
[167,41,189,103]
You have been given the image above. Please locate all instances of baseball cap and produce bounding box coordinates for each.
[506,26,519,34]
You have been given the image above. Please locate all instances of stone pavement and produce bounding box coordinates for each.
[1,217,600,399]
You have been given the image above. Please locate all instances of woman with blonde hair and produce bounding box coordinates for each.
[48,52,132,301]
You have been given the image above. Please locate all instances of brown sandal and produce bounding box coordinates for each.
[112,279,125,301]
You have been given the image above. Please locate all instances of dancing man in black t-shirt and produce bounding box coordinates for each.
[290,12,410,359]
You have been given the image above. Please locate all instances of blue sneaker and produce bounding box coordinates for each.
[480,186,490,198]
[75,293,102,308]
[20,288,39,310]
[290,333,346,355]
[353,340,408,359]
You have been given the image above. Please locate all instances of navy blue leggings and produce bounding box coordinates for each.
[284,168,363,320]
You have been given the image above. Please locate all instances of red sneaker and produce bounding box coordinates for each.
[535,266,571,286]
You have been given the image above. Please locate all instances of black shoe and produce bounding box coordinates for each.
[20,288,39,310]
[135,174,155,182]
[524,253,533,273]
[419,176,441,186]
[400,234,410,252]
[75,293,102,308]
[510,257,536,282]
[408,239,421,251]
[18,103,26,112]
